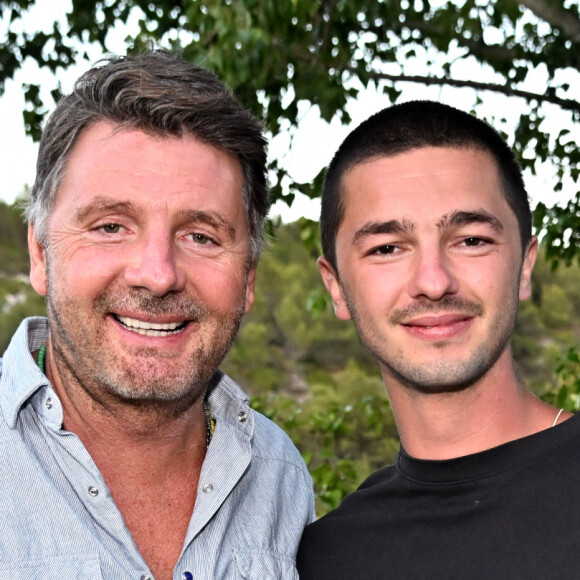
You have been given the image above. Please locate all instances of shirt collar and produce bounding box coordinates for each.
[206,369,254,441]
[0,317,254,438]
[0,317,51,428]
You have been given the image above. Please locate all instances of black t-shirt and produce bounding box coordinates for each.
[297,413,580,579]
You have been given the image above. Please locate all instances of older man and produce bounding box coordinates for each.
[0,51,313,580]
[297,101,577,579]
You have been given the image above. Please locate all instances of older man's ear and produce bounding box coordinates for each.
[28,223,47,297]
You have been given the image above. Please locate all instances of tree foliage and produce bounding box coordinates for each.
[2,0,579,261]
[0,200,28,275]
[1,205,580,514]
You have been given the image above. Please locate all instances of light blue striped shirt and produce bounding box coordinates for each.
[0,318,315,579]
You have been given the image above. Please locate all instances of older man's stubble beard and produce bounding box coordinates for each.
[43,253,249,418]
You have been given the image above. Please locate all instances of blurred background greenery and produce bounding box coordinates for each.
[2,199,579,515]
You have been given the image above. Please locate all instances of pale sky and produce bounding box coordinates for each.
[1,1,578,222]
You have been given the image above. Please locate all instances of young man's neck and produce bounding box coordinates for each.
[383,356,568,461]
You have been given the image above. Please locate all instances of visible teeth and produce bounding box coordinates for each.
[132,328,183,337]
[117,315,185,335]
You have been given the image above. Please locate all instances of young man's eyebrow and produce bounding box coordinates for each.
[437,210,504,232]
[352,219,415,245]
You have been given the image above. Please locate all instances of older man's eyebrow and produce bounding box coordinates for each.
[352,218,415,245]
[74,198,136,223]
[437,210,504,232]
[74,200,238,241]
[180,209,237,241]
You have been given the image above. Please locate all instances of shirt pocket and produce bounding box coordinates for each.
[234,548,298,580]
[0,554,103,579]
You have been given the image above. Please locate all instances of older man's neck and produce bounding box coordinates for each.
[43,343,208,580]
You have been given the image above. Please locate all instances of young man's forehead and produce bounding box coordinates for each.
[336,147,517,233]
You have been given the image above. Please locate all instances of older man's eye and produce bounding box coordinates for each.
[191,233,212,245]
[100,223,122,234]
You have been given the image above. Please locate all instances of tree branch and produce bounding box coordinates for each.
[401,18,517,64]
[516,0,580,42]
[359,70,580,113]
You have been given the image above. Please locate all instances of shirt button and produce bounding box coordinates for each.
[238,411,247,423]
[202,483,214,493]
[140,575,153,580]
[46,398,53,409]
[88,486,99,497]
[182,573,193,580]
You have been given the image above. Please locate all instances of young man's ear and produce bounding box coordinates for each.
[28,224,48,297]
[519,235,538,302]
[317,257,351,321]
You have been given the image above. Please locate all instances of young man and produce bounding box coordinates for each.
[297,101,576,579]
[0,51,314,579]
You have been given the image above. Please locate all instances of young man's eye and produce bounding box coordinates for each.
[462,237,488,247]
[372,244,398,255]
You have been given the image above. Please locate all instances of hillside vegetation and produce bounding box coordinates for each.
[1,201,580,513]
